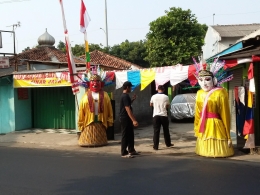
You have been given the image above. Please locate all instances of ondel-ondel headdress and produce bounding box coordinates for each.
[193,57,233,86]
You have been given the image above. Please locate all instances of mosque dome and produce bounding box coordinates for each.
[37,28,55,47]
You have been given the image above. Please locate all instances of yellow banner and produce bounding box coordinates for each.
[13,73,72,88]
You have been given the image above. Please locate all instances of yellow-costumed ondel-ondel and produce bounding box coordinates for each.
[193,58,234,157]
[78,67,113,147]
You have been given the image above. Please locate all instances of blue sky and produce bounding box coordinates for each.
[1,0,260,54]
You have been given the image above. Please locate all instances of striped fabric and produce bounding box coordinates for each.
[80,0,91,70]
[59,0,79,94]
[243,63,255,148]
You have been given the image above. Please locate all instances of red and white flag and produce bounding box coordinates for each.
[80,0,91,70]
[80,0,91,33]
[59,0,79,95]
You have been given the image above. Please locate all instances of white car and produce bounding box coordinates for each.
[170,93,196,121]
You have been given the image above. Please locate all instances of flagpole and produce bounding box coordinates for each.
[105,0,108,49]
[80,0,91,72]
[59,0,79,95]
[84,32,90,71]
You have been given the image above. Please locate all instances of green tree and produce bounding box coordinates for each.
[22,46,30,52]
[57,41,106,56]
[109,40,149,68]
[57,40,66,52]
[22,44,41,52]
[145,7,207,67]
[71,44,85,56]
[201,24,208,33]
[56,40,149,67]
[89,43,105,52]
[72,43,107,56]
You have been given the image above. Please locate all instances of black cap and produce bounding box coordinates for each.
[123,81,133,87]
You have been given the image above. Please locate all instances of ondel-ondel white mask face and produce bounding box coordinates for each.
[198,76,214,92]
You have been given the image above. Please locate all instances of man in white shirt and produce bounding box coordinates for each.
[150,85,173,150]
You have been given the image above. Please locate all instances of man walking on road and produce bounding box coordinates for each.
[119,81,139,158]
[150,85,173,150]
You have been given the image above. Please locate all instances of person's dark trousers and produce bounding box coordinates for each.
[120,117,135,155]
[153,115,171,149]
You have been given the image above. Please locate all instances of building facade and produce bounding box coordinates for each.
[203,24,260,60]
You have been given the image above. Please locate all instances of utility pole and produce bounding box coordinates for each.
[6,22,21,71]
[105,0,108,49]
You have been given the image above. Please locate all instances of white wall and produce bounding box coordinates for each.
[31,64,59,70]
[203,26,244,60]
[202,26,221,60]
[219,37,242,52]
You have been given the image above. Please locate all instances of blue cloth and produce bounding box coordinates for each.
[127,70,140,91]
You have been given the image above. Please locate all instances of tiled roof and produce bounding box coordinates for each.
[0,47,141,77]
[8,46,85,66]
[211,24,260,37]
[80,50,142,70]
[1,46,86,77]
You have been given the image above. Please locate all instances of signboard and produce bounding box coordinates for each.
[13,72,73,88]
[0,56,9,68]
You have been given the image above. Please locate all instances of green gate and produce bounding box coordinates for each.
[32,87,75,129]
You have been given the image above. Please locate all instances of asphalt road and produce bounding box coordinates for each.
[0,147,260,195]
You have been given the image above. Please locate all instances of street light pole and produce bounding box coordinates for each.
[105,0,108,48]
[100,27,106,34]
[13,30,17,71]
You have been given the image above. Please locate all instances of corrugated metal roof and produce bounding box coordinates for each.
[211,24,260,37]
[220,46,260,59]
[236,28,260,42]
[0,65,27,78]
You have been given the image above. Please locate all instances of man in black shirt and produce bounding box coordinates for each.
[119,81,139,158]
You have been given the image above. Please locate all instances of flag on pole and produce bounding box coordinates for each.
[59,0,79,95]
[243,62,255,148]
[0,32,2,48]
[80,0,91,70]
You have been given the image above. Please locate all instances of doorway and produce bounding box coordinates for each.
[32,87,75,129]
